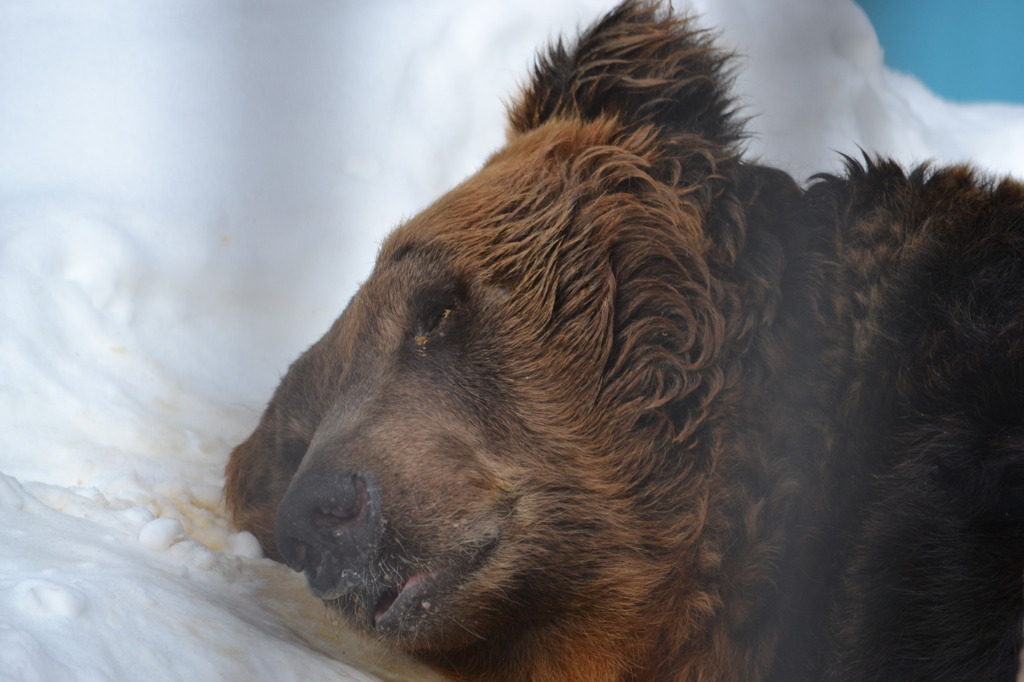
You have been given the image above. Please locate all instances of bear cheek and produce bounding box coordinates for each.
[376,431,509,546]
[225,423,297,559]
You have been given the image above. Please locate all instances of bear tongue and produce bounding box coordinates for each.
[373,571,431,625]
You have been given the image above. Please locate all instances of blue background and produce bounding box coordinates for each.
[857,1,1024,103]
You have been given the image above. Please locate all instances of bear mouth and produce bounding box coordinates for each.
[372,567,443,630]
[325,534,499,640]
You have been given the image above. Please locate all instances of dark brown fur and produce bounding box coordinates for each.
[225,3,1024,680]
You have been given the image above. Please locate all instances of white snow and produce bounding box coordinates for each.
[0,1,1021,680]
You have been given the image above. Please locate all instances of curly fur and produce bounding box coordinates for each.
[225,3,1024,680]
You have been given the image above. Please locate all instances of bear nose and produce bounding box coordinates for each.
[274,468,382,599]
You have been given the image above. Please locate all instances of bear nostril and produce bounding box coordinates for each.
[280,537,311,573]
[305,546,322,574]
[312,506,356,528]
[310,474,369,530]
[280,537,327,576]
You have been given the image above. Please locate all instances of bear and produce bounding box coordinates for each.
[225,2,1024,680]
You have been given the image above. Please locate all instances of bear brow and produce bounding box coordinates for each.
[389,241,447,266]
[389,242,421,263]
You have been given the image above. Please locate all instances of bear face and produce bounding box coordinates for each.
[227,5,807,678]
[225,2,1024,681]
[227,116,792,677]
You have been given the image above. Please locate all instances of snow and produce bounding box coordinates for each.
[0,1,1022,680]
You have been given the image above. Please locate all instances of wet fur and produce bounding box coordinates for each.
[225,2,1024,680]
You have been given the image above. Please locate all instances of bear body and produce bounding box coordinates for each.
[225,3,1024,680]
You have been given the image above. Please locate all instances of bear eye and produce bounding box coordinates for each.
[413,282,460,332]
[410,278,466,350]
[279,436,309,470]
[413,303,454,348]
[425,304,453,333]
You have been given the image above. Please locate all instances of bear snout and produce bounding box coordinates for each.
[274,468,382,599]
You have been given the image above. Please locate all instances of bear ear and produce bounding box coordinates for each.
[508,0,740,146]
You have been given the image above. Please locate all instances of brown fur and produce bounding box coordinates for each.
[226,3,1024,680]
